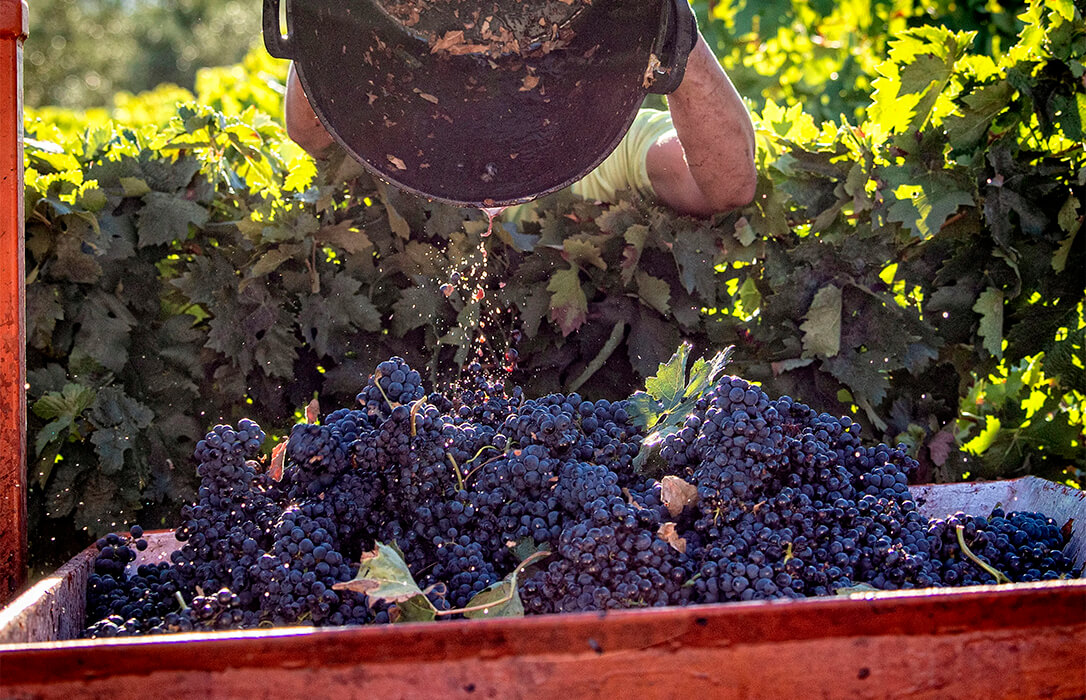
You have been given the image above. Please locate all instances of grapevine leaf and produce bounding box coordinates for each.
[50,232,103,284]
[171,254,239,307]
[509,538,546,563]
[886,177,973,240]
[72,470,138,539]
[738,277,761,316]
[137,191,208,247]
[119,177,151,197]
[91,427,133,476]
[459,550,550,620]
[462,575,525,619]
[973,287,1004,359]
[624,223,650,251]
[734,216,756,247]
[800,285,842,358]
[392,286,442,336]
[393,594,439,623]
[305,398,320,425]
[33,416,72,487]
[333,543,437,622]
[88,386,154,433]
[1052,196,1080,272]
[249,245,299,279]
[43,461,80,519]
[284,154,317,192]
[641,343,690,411]
[683,347,734,401]
[74,299,134,373]
[824,349,892,408]
[771,357,814,375]
[1057,194,1081,235]
[32,383,95,421]
[595,200,641,235]
[378,184,411,240]
[1049,91,1085,143]
[927,430,958,467]
[945,80,1014,150]
[269,440,287,482]
[634,271,671,315]
[547,266,588,337]
[629,343,733,472]
[299,274,382,356]
[903,342,940,375]
[314,222,374,256]
[671,225,719,298]
[562,238,606,271]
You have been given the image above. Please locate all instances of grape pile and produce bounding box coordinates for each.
[82,358,1081,637]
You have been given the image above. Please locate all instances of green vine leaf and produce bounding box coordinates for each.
[547,266,588,337]
[461,575,525,619]
[800,284,842,358]
[333,543,437,623]
[635,270,671,315]
[136,191,209,247]
[563,237,606,271]
[973,287,1004,359]
[628,343,734,472]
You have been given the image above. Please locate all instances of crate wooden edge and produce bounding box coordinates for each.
[1,583,1083,700]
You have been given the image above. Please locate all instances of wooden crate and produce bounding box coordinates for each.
[1,477,1083,699]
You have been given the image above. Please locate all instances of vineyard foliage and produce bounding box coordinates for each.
[22,0,1084,566]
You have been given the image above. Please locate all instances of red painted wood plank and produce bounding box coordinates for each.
[0,0,28,607]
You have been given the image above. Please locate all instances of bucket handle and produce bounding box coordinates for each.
[262,0,293,59]
[647,0,697,95]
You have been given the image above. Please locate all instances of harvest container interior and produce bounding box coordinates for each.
[1,475,1083,649]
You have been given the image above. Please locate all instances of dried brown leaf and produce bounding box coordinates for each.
[657,523,687,554]
[661,475,698,518]
[269,440,287,482]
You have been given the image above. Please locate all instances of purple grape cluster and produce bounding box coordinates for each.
[83,360,1081,638]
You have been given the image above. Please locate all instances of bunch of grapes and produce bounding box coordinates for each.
[83,357,1081,638]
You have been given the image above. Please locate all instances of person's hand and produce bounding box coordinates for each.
[645,33,758,216]
[648,0,699,95]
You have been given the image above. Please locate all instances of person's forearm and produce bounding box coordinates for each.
[665,36,757,212]
[285,62,336,157]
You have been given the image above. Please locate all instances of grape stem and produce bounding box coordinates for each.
[463,450,504,486]
[174,591,189,612]
[955,525,1011,584]
[409,398,426,437]
[447,452,464,491]
[372,372,398,412]
[432,550,550,617]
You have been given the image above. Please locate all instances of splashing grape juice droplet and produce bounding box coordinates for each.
[480,206,507,238]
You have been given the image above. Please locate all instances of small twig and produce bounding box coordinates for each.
[956,525,1011,584]
[174,591,189,612]
[939,211,966,231]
